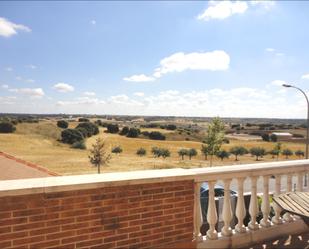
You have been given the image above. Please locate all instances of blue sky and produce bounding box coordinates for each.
[1,1,309,118]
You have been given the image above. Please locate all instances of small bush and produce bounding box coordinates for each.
[270,134,277,142]
[78,118,89,122]
[61,129,84,144]
[151,147,170,158]
[106,124,119,133]
[282,148,293,159]
[295,150,305,158]
[0,122,16,133]
[126,128,140,138]
[136,148,146,156]
[141,131,149,136]
[75,127,88,138]
[57,120,68,129]
[119,126,129,136]
[112,146,123,154]
[148,131,166,140]
[71,140,86,150]
[75,122,99,137]
[166,124,177,130]
[261,134,270,142]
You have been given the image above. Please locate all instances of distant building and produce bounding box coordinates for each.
[271,132,293,141]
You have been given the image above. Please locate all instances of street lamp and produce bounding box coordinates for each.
[282,84,309,159]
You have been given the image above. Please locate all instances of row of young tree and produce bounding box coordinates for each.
[109,143,304,162]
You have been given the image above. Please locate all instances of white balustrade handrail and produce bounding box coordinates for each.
[192,160,309,245]
[191,160,309,183]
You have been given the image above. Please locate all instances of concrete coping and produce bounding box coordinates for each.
[0,160,309,197]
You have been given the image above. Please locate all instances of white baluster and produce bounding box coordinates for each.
[272,175,282,225]
[207,181,218,240]
[260,175,271,228]
[194,182,203,241]
[249,176,259,230]
[283,174,293,222]
[235,177,246,233]
[221,179,233,237]
[297,172,303,191]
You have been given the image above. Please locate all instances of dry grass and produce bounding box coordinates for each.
[0,121,306,175]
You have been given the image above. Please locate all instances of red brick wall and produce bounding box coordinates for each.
[0,180,194,249]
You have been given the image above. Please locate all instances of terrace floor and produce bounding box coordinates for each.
[0,153,54,180]
[241,232,309,249]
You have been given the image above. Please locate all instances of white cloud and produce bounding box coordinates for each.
[276,52,284,56]
[26,79,35,83]
[53,82,74,93]
[16,76,22,81]
[26,64,37,69]
[123,74,155,82]
[90,20,96,25]
[270,80,287,86]
[1,84,9,89]
[250,1,275,10]
[265,48,284,56]
[197,1,248,21]
[301,74,309,80]
[134,92,145,97]
[265,48,275,52]
[57,97,104,106]
[4,67,13,72]
[0,17,31,37]
[124,50,230,82]
[9,88,44,98]
[83,91,96,96]
[153,50,230,78]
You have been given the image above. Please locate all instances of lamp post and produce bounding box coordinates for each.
[282,84,309,159]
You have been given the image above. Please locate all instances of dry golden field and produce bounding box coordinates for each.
[0,121,306,175]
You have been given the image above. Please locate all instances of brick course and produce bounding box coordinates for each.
[0,180,194,248]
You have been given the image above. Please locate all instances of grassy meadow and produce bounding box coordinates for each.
[0,120,306,175]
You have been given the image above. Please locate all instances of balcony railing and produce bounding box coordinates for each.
[191,160,309,248]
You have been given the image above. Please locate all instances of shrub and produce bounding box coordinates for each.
[78,118,89,122]
[136,148,146,156]
[282,149,293,159]
[0,122,16,133]
[216,150,230,161]
[126,128,140,138]
[148,131,166,140]
[250,147,266,161]
[95,119,103,126]
[71,140,86,150]
[75,122,99,137]
[151,147,170,158]
[61,129,84,144]
[188,148,197,160]
[166,124,177,130]
[229,146,248,161]
[141,131,149,136]
[111,146,123,154]
[178,149,188,160]
[75,127,88,138]
[261,134,270,142]
[106,124,119,133]
[295,150,305,158]
[119,126,129,136]
[57,120,68,129]
[270,134,277,142]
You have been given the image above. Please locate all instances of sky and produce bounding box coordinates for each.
[1,1,309,118]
